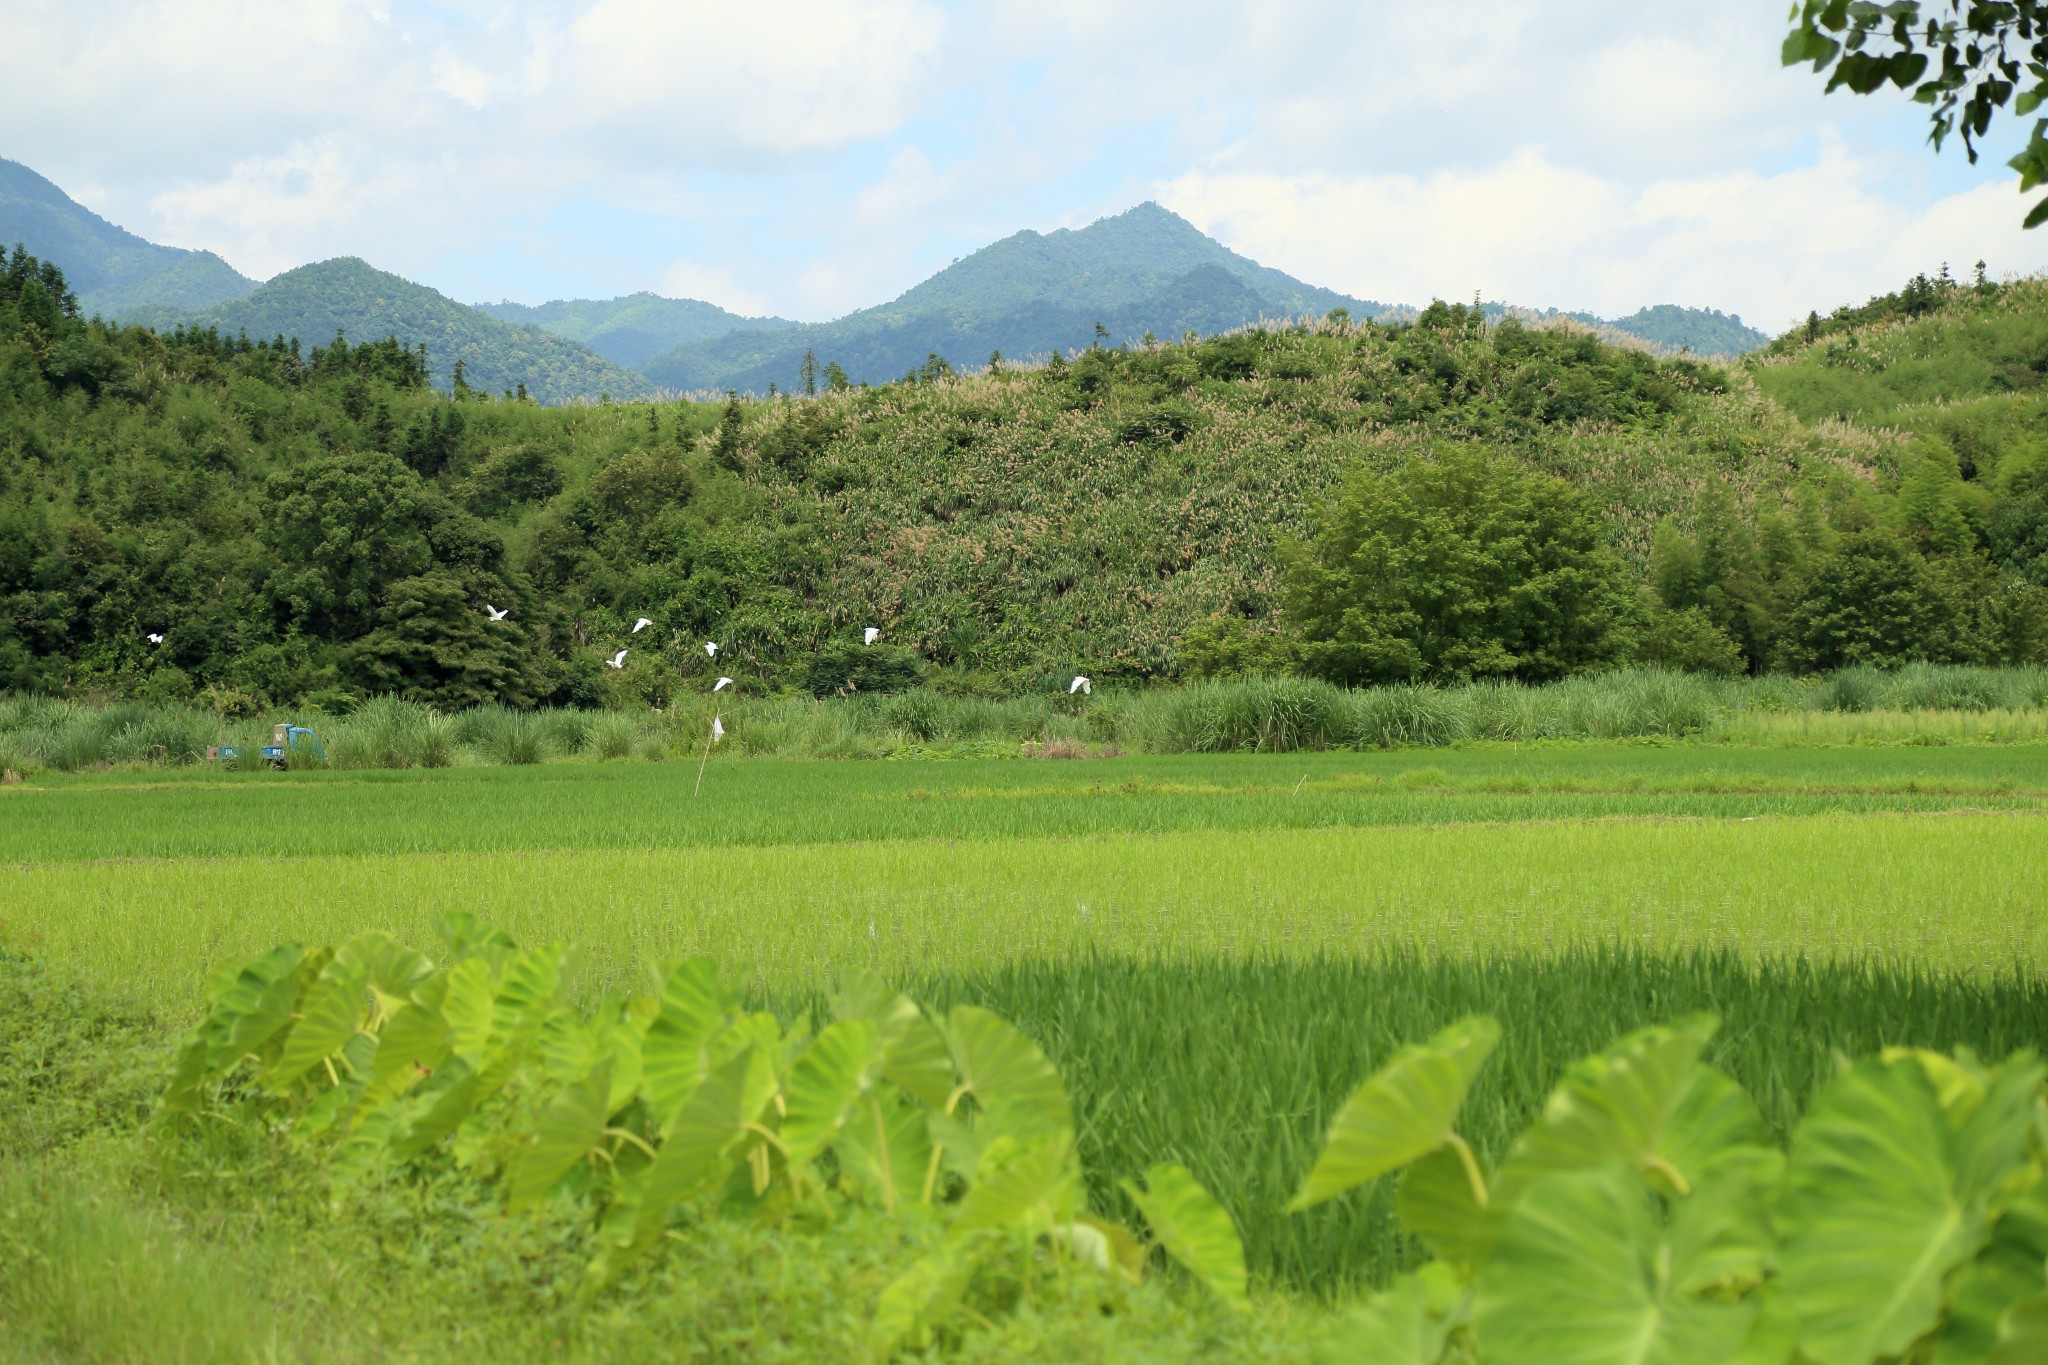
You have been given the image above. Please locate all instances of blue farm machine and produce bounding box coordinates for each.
[211,723,325,769]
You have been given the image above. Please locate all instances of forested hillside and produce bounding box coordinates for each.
[474,293,796,368]
[0,157,254,318]
[2,243,2041,711]
[171,259,657,405]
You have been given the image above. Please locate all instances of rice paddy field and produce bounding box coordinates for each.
[6,736,2048,1360]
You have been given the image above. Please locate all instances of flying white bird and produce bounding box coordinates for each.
[863,627,880,645]
[632,617,653,633]
[146,633,164,645]
[1070,675,1091,695]
[711,715,725,742]
[704,641,720,658]
[714,676,733,692]
[605,649,628,669]
[485,604,510,621]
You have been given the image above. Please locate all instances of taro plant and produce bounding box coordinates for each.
[157,917,1248,1354]
[1294,1013,2048,1364]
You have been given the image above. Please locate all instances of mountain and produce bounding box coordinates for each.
[638,203,1389,393]
[1604,305,1768,356]
[0,156,255,317]
[474,293,797,368]
[182,258,657,404]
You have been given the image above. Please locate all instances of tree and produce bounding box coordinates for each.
[800,347,817,397]
[824,361,850,392]
[1785,1,2048,227]
[711,392,745,471]
[1777,528,1951,669]
[1282,448,1635,685]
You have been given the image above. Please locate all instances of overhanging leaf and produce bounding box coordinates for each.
[1290,1015,1500,1212]
[836,1090,933,1212]
[1123,1162,1249,1312]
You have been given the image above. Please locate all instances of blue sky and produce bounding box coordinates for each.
[6,0,2044,332]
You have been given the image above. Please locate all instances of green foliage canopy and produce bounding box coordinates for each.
[1282,448,1636,685]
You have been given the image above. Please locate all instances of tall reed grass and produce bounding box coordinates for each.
[3,664,2044,773]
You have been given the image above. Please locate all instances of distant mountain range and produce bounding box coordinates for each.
[3,155,1771,402]
[474,293,798,369]
[0,157,255,317]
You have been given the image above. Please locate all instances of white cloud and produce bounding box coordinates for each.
[554,0,947,157]
[149,139,437,280]
[658,258,778,316]
[1160,141,2045,332]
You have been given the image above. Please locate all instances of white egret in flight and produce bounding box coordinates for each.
[864,627,879,645]
[632,617,653,633]
[485,605,510,621]
[1070,675,1091,695]
[146,633,164,645]
[605,649,628,669]
[704,641,720,658]
[714,677,733,692]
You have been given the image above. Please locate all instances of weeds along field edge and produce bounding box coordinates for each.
[8,811,2045,1014]
[4,664,2048,775]
[6,743,2048,863]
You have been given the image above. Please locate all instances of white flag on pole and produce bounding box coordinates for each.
[712,715,725,743]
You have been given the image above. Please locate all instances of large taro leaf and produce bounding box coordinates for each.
[871,1247,974,1355]
[1990,1294,2048,1365]
[217,943,314,1068]
[1316,1264,1466,1365]
[507,1058,614,1212]
[952,1133,1078,1240]
[485,944,566,1054]
[389,1058,483,1160]
[1123,1162,1249,1312]
[1397,1141,1490,1273]
[535,1007,600,1084]
[333,930,430,1021]
[781,1019,881,1168]
[1487,1014,1719,1223]
[836,1090,933,1212]
[1657,1064,1773,1191]
[834,969,954,1109]
[1779,1053,2041,1365]
[641,957,728,1129]
[1474,1160,1762,1365]
[1931,1153,2048,1363]
[441,956,497,1065]
[1059,1215,1147,1284]
[357,975,451,1114]
[1289,1015,1500,1213]
[267,959,368,1092]
[946,1005,1071,1133]
[584,1046,766,1290]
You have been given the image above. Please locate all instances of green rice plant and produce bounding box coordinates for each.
[1712,707,2048,747]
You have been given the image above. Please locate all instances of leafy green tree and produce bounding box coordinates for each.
[1282,448,1635,684]
[1786,1,2048,226]
[264,452,441,639]
[344,570,545,708]
[805,640,921,697]
[711,392,745,471]
[1778,528,1953,669]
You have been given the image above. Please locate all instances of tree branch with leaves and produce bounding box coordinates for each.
[1785,0,2048,225]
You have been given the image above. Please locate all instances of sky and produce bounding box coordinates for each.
[6,0,2046,334]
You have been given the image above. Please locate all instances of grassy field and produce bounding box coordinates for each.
[7,741,2048,1358]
